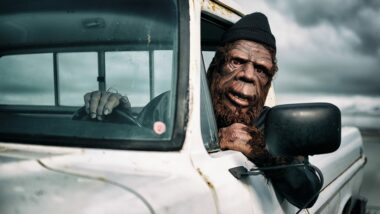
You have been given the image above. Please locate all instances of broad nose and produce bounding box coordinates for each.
[240,62,256,83]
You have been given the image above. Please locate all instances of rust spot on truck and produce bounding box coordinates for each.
[197,168,215,190]
[208,1,233,16]
[196,168,220,213]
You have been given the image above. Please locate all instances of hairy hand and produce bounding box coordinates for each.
[84,91,130,120]
[219,122,301,180]
[218,123,256,157]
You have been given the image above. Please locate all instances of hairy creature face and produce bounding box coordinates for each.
[210,40,275,128]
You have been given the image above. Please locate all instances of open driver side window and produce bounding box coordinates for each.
[199,15,231,152]
[201,51,219,152]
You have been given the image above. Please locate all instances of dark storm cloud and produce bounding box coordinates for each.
[269,0,380,56]
[275,62,380,95]
[238,0,380,95]
[274,46,380,95]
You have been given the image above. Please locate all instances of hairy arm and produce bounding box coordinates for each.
[219,124,321,208]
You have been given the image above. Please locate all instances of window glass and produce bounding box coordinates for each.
[154,50,173,97]
[0,54,54,105]
[200,53,219,152]
[202,51,215,71]
[0,0,180,150]
[59,52,98,106]
[106,51,150,107]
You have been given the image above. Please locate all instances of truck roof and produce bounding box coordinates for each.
[212,0,245,16]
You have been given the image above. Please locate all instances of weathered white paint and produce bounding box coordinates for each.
[0,1,366,214]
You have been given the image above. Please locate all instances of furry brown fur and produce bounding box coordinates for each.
[207,42,276,127]
[207,42,292,169]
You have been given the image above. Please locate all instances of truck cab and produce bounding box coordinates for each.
[0,0,366,213]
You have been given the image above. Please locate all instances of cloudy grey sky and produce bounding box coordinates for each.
[237,0,380,96]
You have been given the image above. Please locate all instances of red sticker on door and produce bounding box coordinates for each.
[153,121,166,135]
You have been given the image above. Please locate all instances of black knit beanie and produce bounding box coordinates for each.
[221,12,276,51]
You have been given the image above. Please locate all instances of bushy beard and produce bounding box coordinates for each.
[210,72,269,129]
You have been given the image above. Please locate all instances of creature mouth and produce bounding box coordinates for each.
[227,90,254,107]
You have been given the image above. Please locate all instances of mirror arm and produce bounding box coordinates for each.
[229,161,325,211]
[228,157,316,179]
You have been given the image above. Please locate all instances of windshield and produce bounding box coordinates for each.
[0,0,183,150]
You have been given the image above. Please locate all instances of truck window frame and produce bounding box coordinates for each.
[201,51,220,152]
[200,14,233,152]
[0,0,189,151]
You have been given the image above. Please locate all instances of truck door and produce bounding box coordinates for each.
[196,15,303,214]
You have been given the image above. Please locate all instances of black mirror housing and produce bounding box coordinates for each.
[265,103,341,156]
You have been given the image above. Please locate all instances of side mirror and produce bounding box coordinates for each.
[265,103,341,156]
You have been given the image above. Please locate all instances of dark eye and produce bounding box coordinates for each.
[256,65,269,77]
[230,57,247,66]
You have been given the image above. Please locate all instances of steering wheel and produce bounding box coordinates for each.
[73,106,143,127]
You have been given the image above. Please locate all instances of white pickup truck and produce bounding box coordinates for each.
[0,0,367,213]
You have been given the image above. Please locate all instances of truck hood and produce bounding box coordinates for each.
[0,143,210,214]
